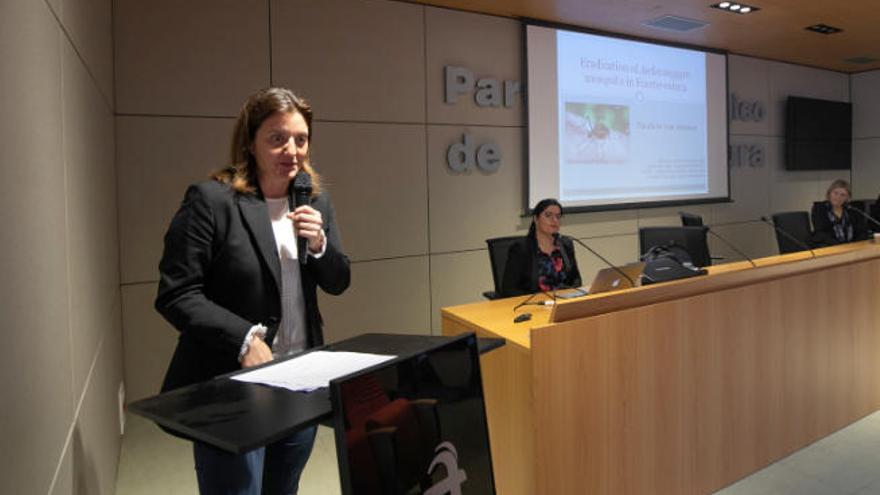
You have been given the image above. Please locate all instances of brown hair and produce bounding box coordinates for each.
[825,179,851,200]
[212,87,321,196]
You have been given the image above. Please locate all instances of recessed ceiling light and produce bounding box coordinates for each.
[710,2,760,14]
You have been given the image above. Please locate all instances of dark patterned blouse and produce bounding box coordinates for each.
[825,208,854,242]
[536,245,567,292]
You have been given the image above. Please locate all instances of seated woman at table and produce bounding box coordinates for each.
[811,179,868,247]
[501,198,582,297]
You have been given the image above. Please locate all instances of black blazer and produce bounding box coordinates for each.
[810,201,868,248]
[155,180,350,393]
[500,235,582,297]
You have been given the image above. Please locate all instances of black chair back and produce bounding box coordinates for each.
[870,202,880,230]
[679,212,704,227]
[770,211,812,254]
[850,199,870,212]
[638,226,712,268]
[483,235,523,299]
[849,199,875,232]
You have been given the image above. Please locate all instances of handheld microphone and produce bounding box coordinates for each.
[292,172,313,266]
[704,226,757,267]
[568,234,642,287]
[845,204,880,231]
[759,216,816,257]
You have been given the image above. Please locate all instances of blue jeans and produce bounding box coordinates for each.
[193,426,317,495]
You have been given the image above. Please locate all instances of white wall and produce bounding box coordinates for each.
[0,0,121,493]
[114,0,853,405]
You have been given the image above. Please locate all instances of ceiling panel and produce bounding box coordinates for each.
[402,0,880,73]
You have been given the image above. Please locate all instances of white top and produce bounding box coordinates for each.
[265,197,307,357]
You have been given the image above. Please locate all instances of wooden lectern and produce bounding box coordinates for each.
[442,241,880,495]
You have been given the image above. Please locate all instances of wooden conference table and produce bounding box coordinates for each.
[441,241,880,495]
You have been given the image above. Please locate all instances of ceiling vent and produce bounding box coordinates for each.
[843,56,878,65]
[643,15,709,32]
[806,24,843,35]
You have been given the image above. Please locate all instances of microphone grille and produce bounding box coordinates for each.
[293,171,312,193]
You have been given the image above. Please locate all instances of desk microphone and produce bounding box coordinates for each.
[568,235,645,287]
[512,290,553,312]
[704,226,757,267]
[845,204,880,231]
[759,216,816,257]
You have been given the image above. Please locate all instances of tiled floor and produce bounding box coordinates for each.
[116,410,880,494]
[115,414,342,495]
[715,411,880,495]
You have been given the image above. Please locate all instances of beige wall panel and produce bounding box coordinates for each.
[73,323,124,495]
[767,138,822,214]
[852,139,880,198]
[484,202,639,241]
[565,209,638,240]
[49,442,73,495]
[425,6,524,126]
[428,125,524,252]
[429,250,493,331]
[767,62,849,137]
[116,116,233,284]
[46,0,61,21]
[63,39,121,395]
[852,70,880,139]
[709,221,776,262]
[637,204,715,229]
[61,0,113,103]
[115,0,269,116]
[311,121,428,261]
[576,233,639,279]
[271,0,425,123]
[122,283,179,402]
[318,257,431,344]
[728,55,770,137]
[0,3,74,493]
[714,135,771,225]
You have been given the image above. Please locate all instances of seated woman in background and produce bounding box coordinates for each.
[811,179,868,247]
[501,198,582,297]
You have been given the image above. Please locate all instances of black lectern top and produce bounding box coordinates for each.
[128,333,503,453]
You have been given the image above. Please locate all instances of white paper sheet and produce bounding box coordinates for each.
[231,350,396,392]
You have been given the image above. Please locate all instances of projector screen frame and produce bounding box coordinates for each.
[521,18,731,215]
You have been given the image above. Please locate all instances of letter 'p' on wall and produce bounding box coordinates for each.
[444,65,520,174]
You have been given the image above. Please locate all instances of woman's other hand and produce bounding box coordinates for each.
[241,336,273,368]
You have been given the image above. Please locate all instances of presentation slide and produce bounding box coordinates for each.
[527,25,729,210]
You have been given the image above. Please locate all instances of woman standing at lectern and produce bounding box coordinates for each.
[811,179,868,247]
[501,198,582,297]
[155,87,350,494]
